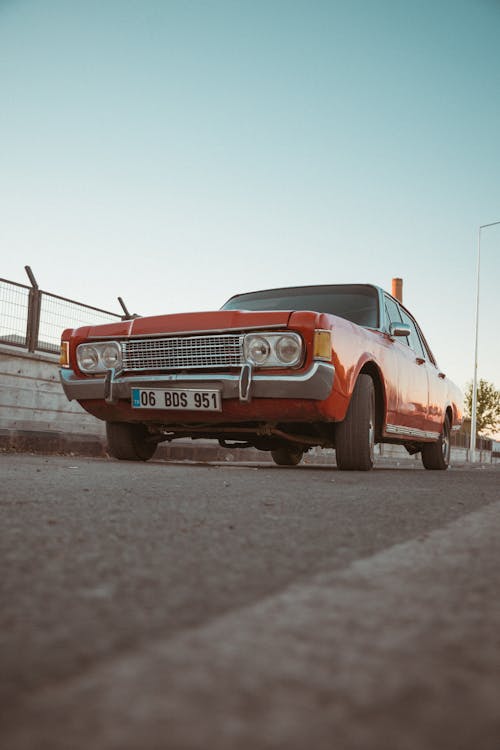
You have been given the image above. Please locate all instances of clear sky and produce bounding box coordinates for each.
[1,0,499,395]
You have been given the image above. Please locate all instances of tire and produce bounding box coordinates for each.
[421,415,451,470]
[335,374,375,471]
[106,422,157,461]
[271,446,304,466]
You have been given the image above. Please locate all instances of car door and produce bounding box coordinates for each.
[397,307,438,435]
[380,295,405,428]
[411,319,447,435]
[383,297,430,437]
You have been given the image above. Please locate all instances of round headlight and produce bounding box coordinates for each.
[275,335,301,365]
[247,336,271,364]
[77,345,99,371]
[101,344,121,369]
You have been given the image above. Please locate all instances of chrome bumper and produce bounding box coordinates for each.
[60,361,334,404]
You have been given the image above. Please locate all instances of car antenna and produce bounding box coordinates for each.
[118,297,140,320]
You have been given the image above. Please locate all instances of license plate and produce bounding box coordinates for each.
[131,388,222,412]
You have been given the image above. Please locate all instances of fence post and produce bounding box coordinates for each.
[25,266,41,352]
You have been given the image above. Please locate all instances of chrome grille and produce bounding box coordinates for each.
[121,334,244,371]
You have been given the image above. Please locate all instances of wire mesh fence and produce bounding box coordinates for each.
[0,279,30,348]
[38,292,122,352]
[0,276,122,354]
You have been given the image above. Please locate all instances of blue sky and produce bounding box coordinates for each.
[1,0,499,393]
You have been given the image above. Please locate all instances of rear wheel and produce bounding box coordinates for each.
[335,374,375,471]
[421,415,451,470]
[271,446,304,466]
[106,422,157,461]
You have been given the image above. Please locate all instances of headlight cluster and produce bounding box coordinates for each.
[76,341,122,373]
[243,332,303,368]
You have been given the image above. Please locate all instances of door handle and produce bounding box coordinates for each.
[438,372,446,379]
[415,357,425,365]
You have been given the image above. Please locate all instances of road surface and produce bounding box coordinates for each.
[1,453,499,749]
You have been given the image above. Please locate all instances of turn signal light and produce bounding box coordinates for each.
[60,341,70,367]
[313,330,331,361]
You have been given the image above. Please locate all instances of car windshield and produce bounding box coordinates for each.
[222,284,379,328]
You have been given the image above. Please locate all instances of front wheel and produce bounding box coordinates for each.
[421,416,451,470]
[335,374,375,471]
[106,422,157,461]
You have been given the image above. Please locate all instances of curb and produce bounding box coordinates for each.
[0,428,466,468]
[0,428,273,463]
[0,428,107,458]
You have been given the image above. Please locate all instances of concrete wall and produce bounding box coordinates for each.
[0,343,105,453]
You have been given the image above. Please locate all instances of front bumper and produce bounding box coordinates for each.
[60,361,335,404]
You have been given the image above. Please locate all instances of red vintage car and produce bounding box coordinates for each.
[60,284,463,470]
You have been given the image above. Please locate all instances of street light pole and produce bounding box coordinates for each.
[470,220,500,462]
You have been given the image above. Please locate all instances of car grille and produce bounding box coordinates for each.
[121,334,244,371]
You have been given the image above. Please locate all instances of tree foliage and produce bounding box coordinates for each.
[464,379,500,436]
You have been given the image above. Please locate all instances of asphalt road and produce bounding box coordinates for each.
[1,453,499,750]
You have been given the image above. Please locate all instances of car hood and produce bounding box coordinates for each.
[84,309,295,339]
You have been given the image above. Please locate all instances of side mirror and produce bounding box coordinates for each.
[389,322,411,338]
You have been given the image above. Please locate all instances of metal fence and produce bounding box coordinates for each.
[450,429,492,452]
[0,270,122,355]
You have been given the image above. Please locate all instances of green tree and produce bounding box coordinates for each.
[465,379,500,436]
